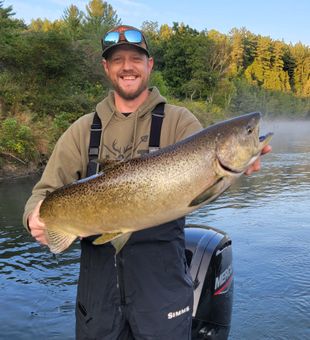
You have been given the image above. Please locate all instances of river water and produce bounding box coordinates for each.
[0,120,309,340]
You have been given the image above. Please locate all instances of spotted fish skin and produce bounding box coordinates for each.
[40,112,272,254]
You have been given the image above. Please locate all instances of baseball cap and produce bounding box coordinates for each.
[101,25,150,59]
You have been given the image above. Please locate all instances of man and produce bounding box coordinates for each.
[24,25,271,339]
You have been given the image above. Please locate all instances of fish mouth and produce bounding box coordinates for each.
[217,158,244,175]
[259,132,273,146]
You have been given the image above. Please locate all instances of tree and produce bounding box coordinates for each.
[29,18,63,32]
[269,41,290,92]
[229,29,245,76]
[0,0,26,63]
[236,27,257,68]
[282,45,296,91]
[189,30,231,103]
[62,5,84,40]
[162,23,200,97]
[0,0,24,29]
[291,43,310,96]
[83,0,120,39]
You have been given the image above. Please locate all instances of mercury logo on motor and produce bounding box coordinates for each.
[214,264,233,294]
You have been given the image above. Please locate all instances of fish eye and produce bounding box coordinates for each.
[247,125,254,134]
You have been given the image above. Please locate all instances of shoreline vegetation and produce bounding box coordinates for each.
[1,0,310,179]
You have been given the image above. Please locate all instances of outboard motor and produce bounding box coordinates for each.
[185,225,233,340]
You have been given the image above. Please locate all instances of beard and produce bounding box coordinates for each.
[110,75,149,100]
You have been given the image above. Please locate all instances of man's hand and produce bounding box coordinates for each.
[27,200,48,245]
[245,145,272,175]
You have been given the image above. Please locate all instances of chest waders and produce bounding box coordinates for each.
[76,104,193,340]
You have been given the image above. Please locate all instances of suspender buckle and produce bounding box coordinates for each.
[149,146,160,153]
[152,113,165,118]
[89,147,99,156]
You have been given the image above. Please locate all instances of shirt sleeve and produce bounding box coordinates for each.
[174,107,203,142]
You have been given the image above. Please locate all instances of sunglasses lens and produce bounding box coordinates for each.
[124,30,143,43]
[103,31,120,45]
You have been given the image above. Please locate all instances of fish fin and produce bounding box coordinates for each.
[92,232,132,254]
[189,177,225,207]
[95,159,122,172]
[92,232,122,245]
[111,233,132,254]
[46,228,77,254]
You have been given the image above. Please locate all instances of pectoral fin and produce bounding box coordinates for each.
[93,232,132,254]
[189,177,225,207]
[46,228,77,254]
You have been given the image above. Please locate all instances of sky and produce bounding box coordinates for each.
[6,0,310,47]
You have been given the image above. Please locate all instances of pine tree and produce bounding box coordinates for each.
[83,0,120,38]
[229,28,245,76]
[291,43,310,96]
[62,5,84,40]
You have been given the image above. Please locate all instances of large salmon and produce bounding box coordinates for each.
[40,112,273,253]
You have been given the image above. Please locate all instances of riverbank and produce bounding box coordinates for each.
[0,159,43,181]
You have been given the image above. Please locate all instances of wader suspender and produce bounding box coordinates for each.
[86,113,102,176]
[86,103,165,177]
[148,102,165,153]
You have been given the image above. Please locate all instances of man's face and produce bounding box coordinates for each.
[103,45,154,100]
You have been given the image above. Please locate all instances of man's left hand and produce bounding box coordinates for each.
[245,145,272,175]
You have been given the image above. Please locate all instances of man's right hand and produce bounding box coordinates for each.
[27,200,48,245]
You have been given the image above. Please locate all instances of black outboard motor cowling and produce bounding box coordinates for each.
[185,225,233,340]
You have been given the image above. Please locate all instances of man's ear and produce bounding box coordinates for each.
[102,59,108,74]
[148,57,154,73]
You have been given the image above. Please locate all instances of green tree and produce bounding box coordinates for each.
[202,30,231,103]
[282,45,296,90]
[236,27,257,68]
[0,1,26,64]
[162,23,200,97]
[62,5,84,40]
[83,0,120,39]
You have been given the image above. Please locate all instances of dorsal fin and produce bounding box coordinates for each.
[95,159,122,172]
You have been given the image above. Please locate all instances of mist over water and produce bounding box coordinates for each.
[1,120,310,339]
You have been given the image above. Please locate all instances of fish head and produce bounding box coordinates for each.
[215,112,273,175]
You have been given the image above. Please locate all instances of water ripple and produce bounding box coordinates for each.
[1,121,310,340]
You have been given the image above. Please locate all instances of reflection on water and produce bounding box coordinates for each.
[1,121,310,339]
[0,177,79,339]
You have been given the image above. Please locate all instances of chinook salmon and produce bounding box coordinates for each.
[40,112,272,254]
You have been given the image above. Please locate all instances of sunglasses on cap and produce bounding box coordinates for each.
[103,29,144,46]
